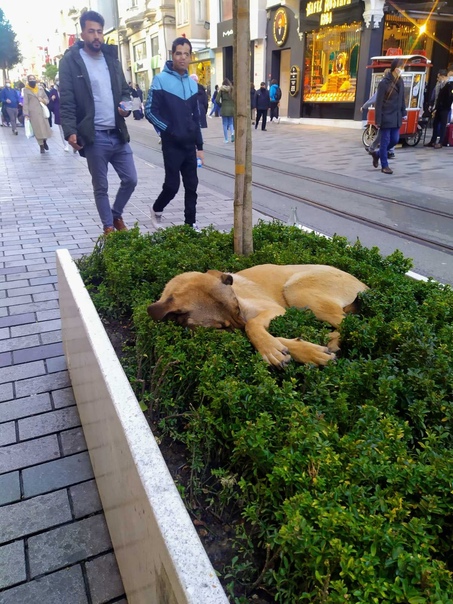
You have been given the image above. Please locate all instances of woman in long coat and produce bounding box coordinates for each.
[374,59,406,174]
[22,74,52,154]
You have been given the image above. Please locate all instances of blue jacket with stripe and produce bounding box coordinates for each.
[145,61,203,150]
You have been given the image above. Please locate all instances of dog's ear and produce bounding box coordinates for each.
[147,296,173,320]
[207,270,233,286]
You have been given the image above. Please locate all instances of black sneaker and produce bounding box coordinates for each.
[387,152,395,159]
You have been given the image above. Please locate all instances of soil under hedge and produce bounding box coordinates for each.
[78,223,453,603]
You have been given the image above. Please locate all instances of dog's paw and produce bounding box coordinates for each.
[327,331,341,353]
[279,337,336,366]
[261,345,292,368]
[307,345,336,366]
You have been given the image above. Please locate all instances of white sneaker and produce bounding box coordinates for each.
[150,209,163,230]
[277,117,281,124]
[191,223,201,232]
[64,145,70,152]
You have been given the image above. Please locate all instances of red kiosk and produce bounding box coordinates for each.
[362,53,431,149]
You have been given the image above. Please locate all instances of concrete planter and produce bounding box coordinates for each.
[56,249,228,604]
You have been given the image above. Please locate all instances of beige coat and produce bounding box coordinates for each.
[23,85,52,142]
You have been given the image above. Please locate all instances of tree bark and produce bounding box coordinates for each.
[233,0,253,256]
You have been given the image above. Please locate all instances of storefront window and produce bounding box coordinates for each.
[304,22,361,103]
[133,41,147,62]
[221,0,232,21]
[382,15,435,57]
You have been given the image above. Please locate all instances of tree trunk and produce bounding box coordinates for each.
[233,0,253,256]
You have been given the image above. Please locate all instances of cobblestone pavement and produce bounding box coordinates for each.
[0,117,264,603]
[0,113,450,602]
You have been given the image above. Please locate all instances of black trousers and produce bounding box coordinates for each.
[270,102,279,121]
[153,139,198,225]
[430,109,450,144]
[255,109,267,130]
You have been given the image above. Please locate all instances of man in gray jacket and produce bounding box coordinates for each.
[59,10,137,235]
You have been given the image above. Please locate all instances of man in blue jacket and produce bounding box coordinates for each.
[145,37,204,230]
[0,81,20,135]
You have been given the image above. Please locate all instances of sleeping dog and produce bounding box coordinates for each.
[147,264,368,367]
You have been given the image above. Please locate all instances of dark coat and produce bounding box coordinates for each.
[48,86,61,125]
[197,83,208,128]
[255,87,270,111]
[250,87,256,110]
[435,81,453,112]
[59,41,132,154]
[375,72,407,129]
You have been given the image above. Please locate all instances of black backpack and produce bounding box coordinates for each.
[275,86,282,101]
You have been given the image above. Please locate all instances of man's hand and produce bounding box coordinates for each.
[118,107,130,117]
[196,150,204,165]
[68,134,83,151]
[6,99,11,104]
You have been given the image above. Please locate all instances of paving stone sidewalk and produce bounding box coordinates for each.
[0,121,246,603]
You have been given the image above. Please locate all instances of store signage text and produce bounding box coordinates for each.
[289,65,300,97]
[306,0,352,27]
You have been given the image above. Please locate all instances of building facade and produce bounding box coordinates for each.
[265,0,453,120]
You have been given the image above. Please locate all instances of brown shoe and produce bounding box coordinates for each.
[433,143,443,149]
[113,217,128,231]
[381,166,393,174]
[103,226,115,235]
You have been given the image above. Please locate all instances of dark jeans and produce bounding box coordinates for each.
[270,102,279,121]
[379,127,400,169]
[429,109,450,144]
[154,139,198,226]
[84,130,137,228]
[255,109,267,130]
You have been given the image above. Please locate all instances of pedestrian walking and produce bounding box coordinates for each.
[373,59,407,174]
[22,75,52,154]
[250,83,257,124]
[255,82,270,131]
[48,79,69,152]
[190,74,208,128]
[361,69,396,159]
[145,36,204,230]
[424,67,453,148]
[208,85,220,118]
[269,79,282,122]
[0,81,20,135]
[218,79,235,143]
[59,10,138,235]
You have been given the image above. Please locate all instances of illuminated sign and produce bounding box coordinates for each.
[306,0,352,27]
[273,8,289,47]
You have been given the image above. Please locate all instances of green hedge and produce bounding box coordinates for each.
[78,223,453,603]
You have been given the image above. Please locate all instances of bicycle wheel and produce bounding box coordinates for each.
[405,126,422,147]
[362,125,378,149]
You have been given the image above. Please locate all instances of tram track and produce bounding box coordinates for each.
[132,137,453,255]
[206,148,453,222]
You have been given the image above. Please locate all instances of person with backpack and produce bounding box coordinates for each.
[254,82,270,131]
[269,79,282,123]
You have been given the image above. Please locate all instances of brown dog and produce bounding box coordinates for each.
[147,264,368,368]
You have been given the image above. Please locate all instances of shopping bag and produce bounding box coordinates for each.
[24,119,34,139]
[40,102,50,119]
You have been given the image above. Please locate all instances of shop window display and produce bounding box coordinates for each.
[304,22,361,103]
[383,16,434,57]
